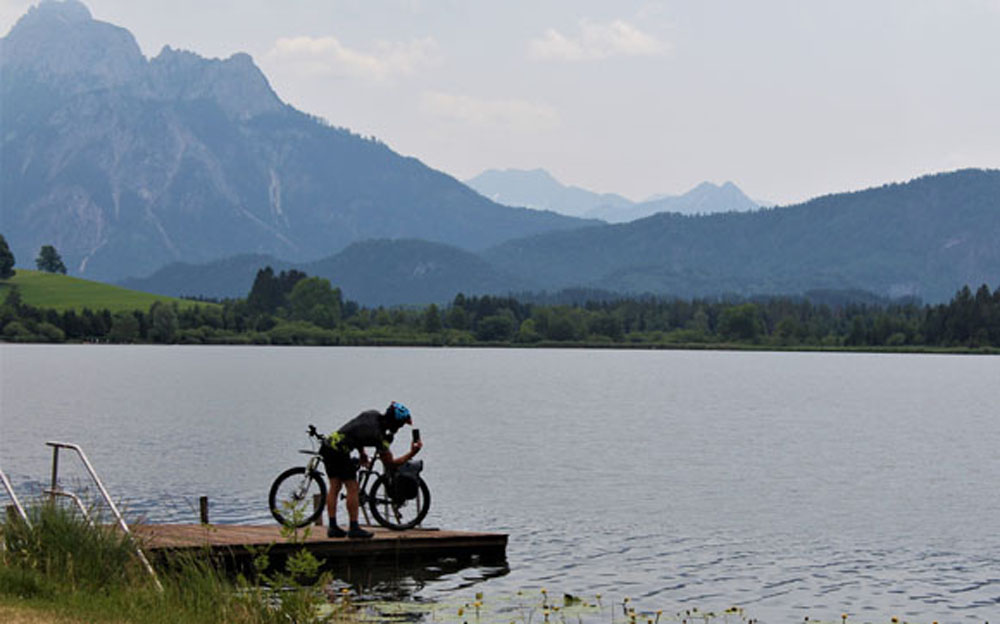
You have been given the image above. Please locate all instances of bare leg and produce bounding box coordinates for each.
[345,480,360,523]
[327,477,342,525]
[343,479,372,538]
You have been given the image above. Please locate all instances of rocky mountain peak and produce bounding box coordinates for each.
[11,0,92,26]
[149,46,284,119]
[0,0,145,89]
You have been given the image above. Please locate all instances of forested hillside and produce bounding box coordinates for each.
[483,169,1000,303]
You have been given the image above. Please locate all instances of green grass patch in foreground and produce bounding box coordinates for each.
[0,269,210,313]
[0,501,347,623]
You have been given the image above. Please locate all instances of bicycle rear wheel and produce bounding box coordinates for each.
[367,474,430,530]
[269,467,327,527]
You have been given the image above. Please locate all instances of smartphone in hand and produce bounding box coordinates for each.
[412,428,421,443]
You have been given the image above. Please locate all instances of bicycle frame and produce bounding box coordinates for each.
[298,449,323,475]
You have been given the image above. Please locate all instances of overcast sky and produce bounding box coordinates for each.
[3,0,1000,205]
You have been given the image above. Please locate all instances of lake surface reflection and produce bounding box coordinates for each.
[1,345,998,622]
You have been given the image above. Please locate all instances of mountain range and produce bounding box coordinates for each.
[3,2,999,307]
[0,0,588,283]
[464,168,760,222]
[121,169,1000,305]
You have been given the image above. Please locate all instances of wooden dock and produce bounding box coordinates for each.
[134,524,508,570]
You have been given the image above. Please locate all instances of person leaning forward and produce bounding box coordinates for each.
[319,401,422,538]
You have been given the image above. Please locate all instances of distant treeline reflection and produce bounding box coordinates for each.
[2,267,999,350]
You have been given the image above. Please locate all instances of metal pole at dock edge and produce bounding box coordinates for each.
[49,445,59,503]
[45,441,163,592]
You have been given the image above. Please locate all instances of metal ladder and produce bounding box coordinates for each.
[1,465,31,528]
[11,441,163,591]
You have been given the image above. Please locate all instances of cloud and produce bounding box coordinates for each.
[266,35,440,82]
[529,19,668,61]
[420,91,558,130]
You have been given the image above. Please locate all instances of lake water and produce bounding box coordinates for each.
[1,345,998,622]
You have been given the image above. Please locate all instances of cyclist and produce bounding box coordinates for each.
[320,401,423,538]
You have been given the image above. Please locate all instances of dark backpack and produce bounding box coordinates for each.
[390,460,422,502]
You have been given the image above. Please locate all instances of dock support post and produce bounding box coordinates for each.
[313,494,323,526]
[199,496,209,524]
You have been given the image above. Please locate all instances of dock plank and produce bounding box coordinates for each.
[134,524,507,564]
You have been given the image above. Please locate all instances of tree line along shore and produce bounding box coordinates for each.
[1,264,998,352]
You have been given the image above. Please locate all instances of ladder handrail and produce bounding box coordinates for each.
[46,441,162,591]
[0,465,32,528]
[47,441,130,535]
[44,489,94,525]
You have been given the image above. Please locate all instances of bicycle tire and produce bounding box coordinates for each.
[367,473,431,530]
[268,466,327,527]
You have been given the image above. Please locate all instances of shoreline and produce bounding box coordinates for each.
[2,338,997,355]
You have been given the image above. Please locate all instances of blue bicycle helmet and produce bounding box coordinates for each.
[389,401,412,423]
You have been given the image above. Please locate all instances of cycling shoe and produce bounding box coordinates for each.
[327,525,347,538]
[348,525,373,539]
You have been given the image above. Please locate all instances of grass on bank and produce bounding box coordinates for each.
[0,501,348,624]
[0,270,209,313]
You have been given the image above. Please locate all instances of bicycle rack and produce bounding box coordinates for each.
[46,441,162,591]
[1,464,32,528]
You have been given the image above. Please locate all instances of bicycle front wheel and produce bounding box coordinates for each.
[367,474,431,530]
[268,467,327,528]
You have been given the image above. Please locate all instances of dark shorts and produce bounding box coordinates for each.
[319,445,358,481]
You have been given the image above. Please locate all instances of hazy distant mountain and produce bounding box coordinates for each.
[593,181,760,222]
[482,169,1000,303]
[125,170,1000,305]
[465,168,759,222]
[465,168,631,220]
[118,254,288,300]
[0,1,588,282]
[122,239,528,306]
[302,239,527,306]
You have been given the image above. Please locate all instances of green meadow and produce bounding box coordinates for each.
[0,270,209,313]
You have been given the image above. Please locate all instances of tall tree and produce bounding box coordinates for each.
[247,267,307,315]
[148,301,178,343]
[35,245,67,274]
[422,303,443,334]
[0,234,16,279]
[287,277,342,329]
